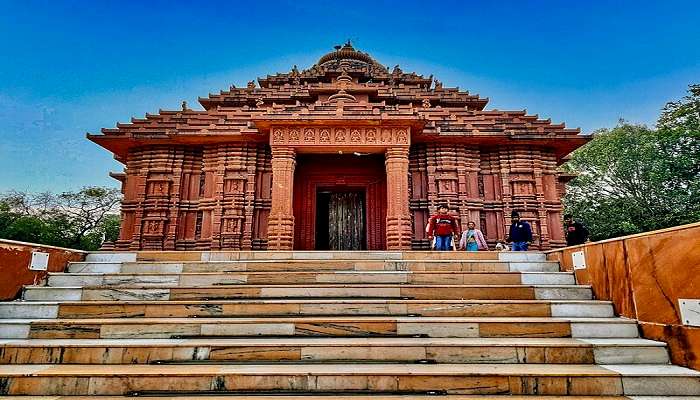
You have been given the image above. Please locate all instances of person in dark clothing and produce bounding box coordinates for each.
[507,211,532,251]
[427,203,460,251]
[564,214,589,246]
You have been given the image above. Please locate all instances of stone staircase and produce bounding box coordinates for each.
[0,250,698,398]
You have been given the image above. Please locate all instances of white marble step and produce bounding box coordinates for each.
[130,250,548,262]
[0,316,641,339]
[0,337,671,365]
[0,300,615,319]
[21,284,593,302]
[2,363,696,396]
[66,260,561,274]
[84,252,136,262]
[46,271,575,287]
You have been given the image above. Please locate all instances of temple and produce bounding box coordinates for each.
[89,42,587,251]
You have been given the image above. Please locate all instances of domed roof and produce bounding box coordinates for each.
[317,41,377,66]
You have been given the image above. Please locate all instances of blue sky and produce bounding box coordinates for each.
[1,0,699,192]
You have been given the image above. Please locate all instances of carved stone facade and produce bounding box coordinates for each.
[91,43,587,251]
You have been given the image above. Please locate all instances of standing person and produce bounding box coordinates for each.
[427,203,460,251]
[507,211,533,251]
[459,221,488,251]
[564,214,590,246]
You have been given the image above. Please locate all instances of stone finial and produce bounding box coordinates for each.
[291,65,299,75]
[247,80,256,90]
[422,98,431,109]
[181,101,188,111]
[392,64,402,75]
[434,79,443,90]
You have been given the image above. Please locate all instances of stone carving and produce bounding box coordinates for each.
[268,127,410,147]
[272,129,284,143]
[381,129,392,143]
[304,128,315,142]
[396,130,408,144]
[366,129,376,143]
[289,129,300,142]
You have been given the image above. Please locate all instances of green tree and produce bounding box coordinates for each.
[564,84,700,240]
[0,187,121,251]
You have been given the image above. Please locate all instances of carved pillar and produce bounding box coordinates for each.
[267,146,296,250]
[385,146,412,249]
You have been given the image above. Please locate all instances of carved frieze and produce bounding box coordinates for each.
[270,126,410,146]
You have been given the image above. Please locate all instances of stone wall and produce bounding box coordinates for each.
[410,144,565,250]
[546,222,700,370]
[116,144,271,251]
[0,239,86,300]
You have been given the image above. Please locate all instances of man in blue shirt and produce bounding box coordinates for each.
[507,211,533,251]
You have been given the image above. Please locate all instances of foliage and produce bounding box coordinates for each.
[564,84,700,240]
[0,187,121,251]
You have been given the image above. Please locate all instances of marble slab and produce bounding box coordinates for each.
[498,252,547,262]
[571,322,639,338]
[0,323,30,338]
[66,262,121,274]
[23,288,82,301]
[521,272,575,285]
[0,303,59,319]
[550,302,614,318]
[534,287,592,300]
[85,252,136,262]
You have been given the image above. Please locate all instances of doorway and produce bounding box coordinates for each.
[293,154,386,250]
[315,190,366,250]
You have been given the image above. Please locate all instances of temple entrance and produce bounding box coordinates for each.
[293,154,387,250]
[315,190,366,250]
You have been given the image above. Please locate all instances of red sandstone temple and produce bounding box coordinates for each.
[89,43,587,251]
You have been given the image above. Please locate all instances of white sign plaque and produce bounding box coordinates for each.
[29,251,49,271]
[572,251,586,270]
[679,299,700,327]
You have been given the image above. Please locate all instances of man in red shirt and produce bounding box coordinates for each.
[427,203,460,251]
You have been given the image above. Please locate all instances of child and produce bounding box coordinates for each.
[427,203,460,251]
[459,221,488,251]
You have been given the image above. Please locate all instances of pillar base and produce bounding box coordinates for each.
[386,215,413,250]
[267,214,295,250]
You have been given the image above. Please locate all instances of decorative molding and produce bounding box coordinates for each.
[270,126,410,147]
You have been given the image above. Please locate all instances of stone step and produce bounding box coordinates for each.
[0,299,614,319]
[127,250,548,262]
[0,337,669,365]
[0,396,638,400]
[22,284,592,301]
[0,363,698,396]
[0,316,639,339]
[47,271,575,287]
[67,259,561,274]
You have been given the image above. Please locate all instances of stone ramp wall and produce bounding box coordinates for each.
[546,221,700,370]
[0,239,86,300]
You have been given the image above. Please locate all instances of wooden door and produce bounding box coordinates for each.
[328,191,366,250]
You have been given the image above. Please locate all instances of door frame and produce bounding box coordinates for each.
[292,154,387,250]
